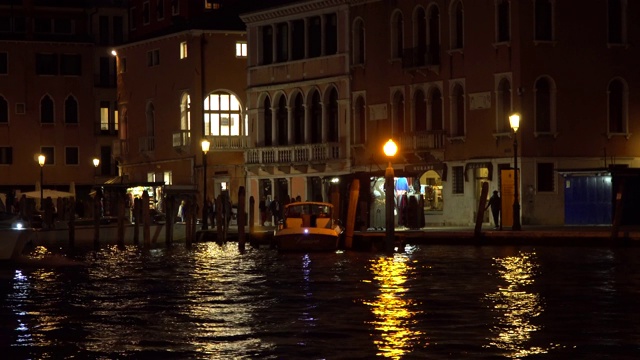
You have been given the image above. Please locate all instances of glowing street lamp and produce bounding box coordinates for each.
[383,139,398,252]
[38,154,45,210]
[201,139,211,230]
[509,113,522,231]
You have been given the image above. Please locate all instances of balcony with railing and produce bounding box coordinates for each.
[402,46,441,69]
[208,136,250,150]
[245,143,341,165]
[396,130,446,152]
[172,130,191,149]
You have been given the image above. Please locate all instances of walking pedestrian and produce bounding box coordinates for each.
[485,190,501,230]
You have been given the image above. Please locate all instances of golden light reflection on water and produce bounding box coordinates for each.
[485,251,553,358]
[363,253,423,359]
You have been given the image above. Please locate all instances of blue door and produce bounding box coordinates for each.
[564,175,612,225]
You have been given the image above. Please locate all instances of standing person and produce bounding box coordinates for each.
[177,200,185,223]
[270,197,281,224]
[485,190,501,230]
[259,196,267,226]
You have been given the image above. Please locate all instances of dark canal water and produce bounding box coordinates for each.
[2,240,640,359]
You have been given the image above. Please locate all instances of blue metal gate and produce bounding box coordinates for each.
[564,175,612,225]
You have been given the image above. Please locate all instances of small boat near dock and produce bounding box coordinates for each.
[274,202,343,252]
[0,212,36,260]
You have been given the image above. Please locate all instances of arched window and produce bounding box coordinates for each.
[451,83,465,137]
[428,87,443,131]
[0,95,9,123]
[64,95,78,124]
[414,89,427,132]
[180,93,190,131]
[293,92,304,144]
[263,97,272,146]
[276,95,287,145]
[608,0,626,44]
[327,88,339,142]
[535,78,552,133]
[608,79,627,134]
[204,92,243,136]
[414,7,427,67]
[354,96,366,144]
[427,5,440,65]
[392,91,405,135]
[310,90,322,143]
[391,10,404,59]
[353,18,365,65]
[276,22,289,62]
[41,95,54,124]
[451,1,464,49]
[535,0,553,41]
[496,0,510,42]
[496,78,511,132]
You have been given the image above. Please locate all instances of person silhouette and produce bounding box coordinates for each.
[485,190,501,230]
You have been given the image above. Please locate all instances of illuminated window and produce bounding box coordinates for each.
[147,172,155,182]
[235,41,247,57]
[114,107,119,131]
[180,41,187,59]
[204,0,220,10]
[100,101,109,131]
[204,92,244,136]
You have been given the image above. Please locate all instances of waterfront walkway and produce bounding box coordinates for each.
[201,224,640,248]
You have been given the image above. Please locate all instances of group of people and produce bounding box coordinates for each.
[176,194,233,226]
[259,196,281,226]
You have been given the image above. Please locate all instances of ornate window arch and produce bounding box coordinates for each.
[204,91,244,136]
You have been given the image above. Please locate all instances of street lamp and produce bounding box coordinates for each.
[93,158,100,179]
[201,139,210,230]
[509,113,522,231]
[38,154,45,210]
[383,138,398,252]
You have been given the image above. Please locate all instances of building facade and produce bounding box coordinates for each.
[115,0,268,212]
[0,0,124,205]
[243,0,640,227]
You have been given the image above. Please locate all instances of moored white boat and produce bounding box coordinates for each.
[0,212,36,260]
[32,219,187,249]
[274,202,343,252]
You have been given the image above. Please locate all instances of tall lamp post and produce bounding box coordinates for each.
[509,113,522,231]
[201,139,210,230]
[38,154,45,210]
[383,139,398,252]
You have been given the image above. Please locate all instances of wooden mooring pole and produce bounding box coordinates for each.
[344,179,360,250]
[238,187,246,252]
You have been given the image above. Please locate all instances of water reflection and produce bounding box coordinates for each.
[485,250,548,358]
[364,253,423,359]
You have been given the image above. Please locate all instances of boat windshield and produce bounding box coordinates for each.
[285,204,331,218]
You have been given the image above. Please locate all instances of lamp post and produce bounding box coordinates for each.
[38,154,45,210]
[201,139,210,230]
[383,139,398,252]
[509,113,522,231]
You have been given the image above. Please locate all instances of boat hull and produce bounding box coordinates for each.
[33,223,187,249]
[275,228,340,252]
[0,229,36,260]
